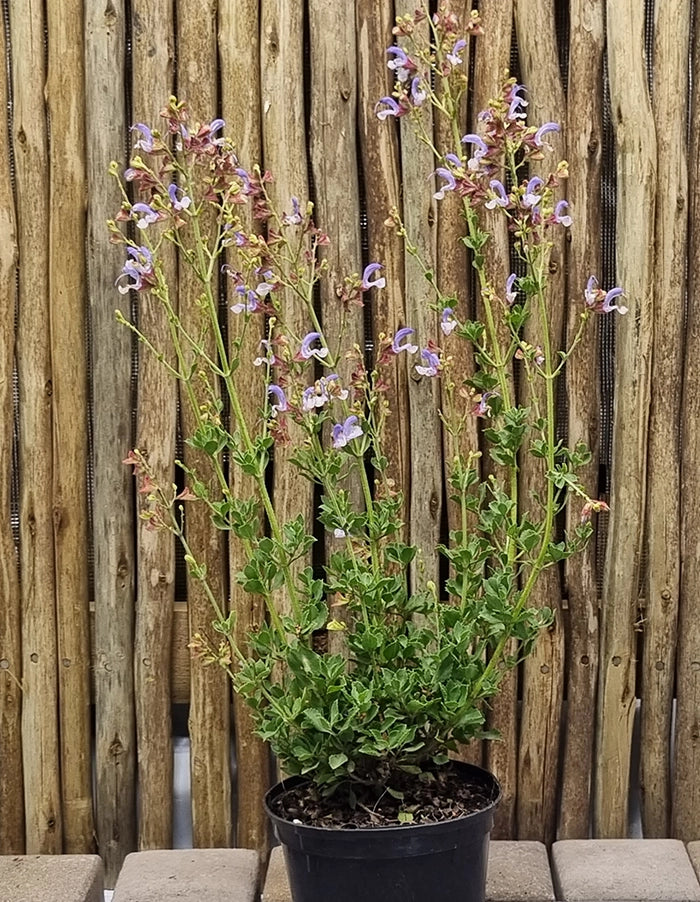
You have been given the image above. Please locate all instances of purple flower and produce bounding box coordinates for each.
[461,133,488,171]
[131,202,160,229]
[523,177,544,209]
[131,123,155,152]
[415,348,441,378]
[440,308,458,336]
[209,118,225,136]
[375,97,402,121]
[602,287,628,314]
[411,77,427,106]
[332,415,363,449]
[282,196,303,225]
[361,263,386,291]
[553,200,572,227]
[505,273,518,306]
[472,390,498,418]
[534,121,560,148]
[446,38,467,67]
[391,327,418,355]
[299,331,329,360]
[386,46,412,82]
[333,527,347,539]
[485,180,509,210]
[167,183,192,213]
[116,245,154,294]
[433,168,456,201]
[444,152,464,169]
[230,287,261,315]
[508,84,528,120]
[235,168,251,193]
[253,339,276,367]
[267,384,289,416]
[584,276,599,308]
[584,276,628,315]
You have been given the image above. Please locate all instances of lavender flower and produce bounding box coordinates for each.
[230,287,262,315]
[333,527,347,539]
[485,180,509,210]
[131,202,160,229]
[131,123,155,152]
[282,196,303,225]
[168,183,192,213]
[332,416,363,449]
[508,84,528,120]
[553,200,572,227]
[386,46,413,82]
[440,308,458,336]
[433,168,457,201]
[267,384,289,417]
[461,134,488,171]
[446,38,467,66]
[601,287,628,314]
[116,245,154,294]
[299,331,329,360]
[361,263,386,291]
[505,273,518,306]
[522,177,544,209]
[472,390,498,417]
[534,121,560,148]
[584,276,628,315]
[411,77,427,106]
[391,327,418,355]
[415,348,441,377]
[375,97,402,121]
[302,375,348,412]
[253,339,276,367]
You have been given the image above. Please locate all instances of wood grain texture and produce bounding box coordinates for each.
[674,0,700,844]
[0,0,23,855]
[594,0,656,838]
[131,0,176,852]
[177,0,233,849]
[85,0,137,882]
[46,0,95,855]
[471,0,516,838]
[356,0,409,527]
[395,0,442,593]
[640,0,689,838]
[219,0,270,855]
[10,0,62,855]
[559,0,604,840]
[513,0,567,845]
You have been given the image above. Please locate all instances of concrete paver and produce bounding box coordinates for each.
[111,849,259,902]
[0,854,103,902]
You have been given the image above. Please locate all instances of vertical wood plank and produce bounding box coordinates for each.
[674,0,700,844]
[10,0,62,855]
[356,0,409,522]
[0,0,23,855]
[131,0,176,851]
[559,0,604,840]
[85,0,137,882]
[260,0,312,611]
[594,0,655,838]
[640,0,689,839]
[513,0,567,845]
[177,0,233,848]
[471,0,517,838]
[219,0,270,854]
[395,0,442,592]
[46,0,95,854]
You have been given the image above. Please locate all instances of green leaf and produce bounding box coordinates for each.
[328,753,349,770]
[398,811,414,823]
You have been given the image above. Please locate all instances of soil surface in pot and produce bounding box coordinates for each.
[269,764,495,829]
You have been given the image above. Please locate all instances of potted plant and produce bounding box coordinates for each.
[113,6,621,902]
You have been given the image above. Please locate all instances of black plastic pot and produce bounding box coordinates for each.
[265,762,501,902]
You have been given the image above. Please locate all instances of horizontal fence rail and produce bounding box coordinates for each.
[0,0,697,887]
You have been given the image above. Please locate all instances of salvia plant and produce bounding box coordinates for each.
[114,5,621,809]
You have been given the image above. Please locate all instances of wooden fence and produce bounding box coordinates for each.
[0,0,698,887]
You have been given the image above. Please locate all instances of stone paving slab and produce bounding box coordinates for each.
[111,849,259,902]
[689,844,700,884]
[552,840,700,902]
[262,840,555,901]
[0,854,103,902]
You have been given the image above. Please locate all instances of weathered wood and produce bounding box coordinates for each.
[177,0,233,849]
[10,0,62,856]
[260,0,312,617]
[85,0,137,882]
[471,0,516,838]
[356,0,409,526]
[640,0,689,839]
[674,1,700,844]
[513,0,567,846]
[0,1,23,855]
[395,1,441,592]
[46,0,94,855]
[594,0,655,838]
[219,0,270,855]
[131,0,176,852]
[559,0,604,841]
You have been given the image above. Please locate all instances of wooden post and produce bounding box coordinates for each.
[471,0,517,838]
[85,0,137,882]
[131,0,176,851]
[675,3,700,844]
[0,1,23,855]
[513,0,567,846]
[46,0,95,855]
[10,0,62,855]
[356,0,409,526]
[640,0,689,838]
[177,0,233,849]
[594,0,655,838]
[219,0,270,855]
[395,1,442,593]
[559,0,604,840]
